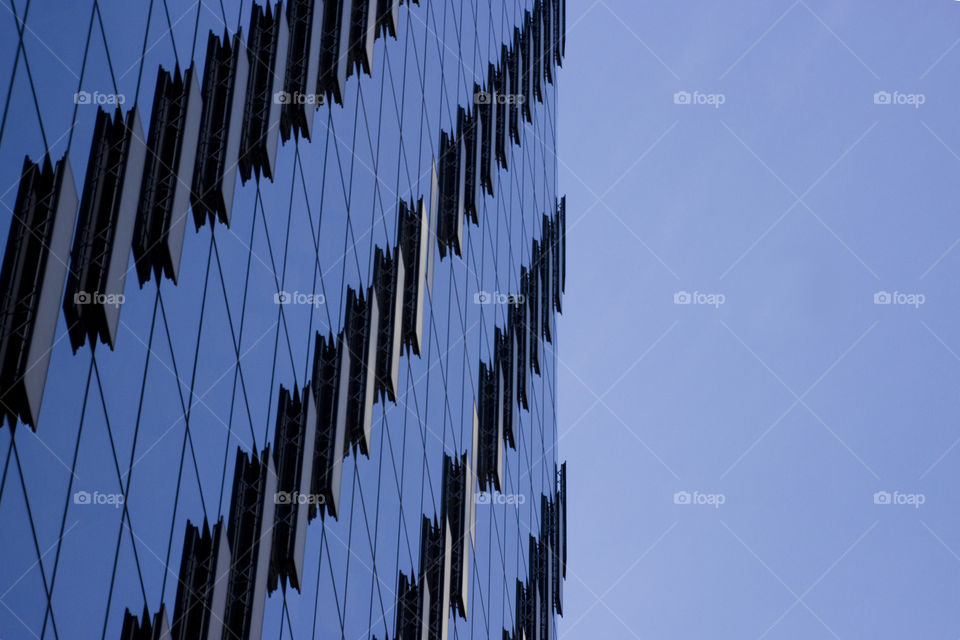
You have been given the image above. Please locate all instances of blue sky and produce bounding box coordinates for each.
[558,1,960,638]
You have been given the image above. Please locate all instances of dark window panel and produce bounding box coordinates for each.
[532,2,543,103]
[477,360,503,492]
[64,106,145,352]
[0,154,77,430]
[225,445,277,640]
[395,571,430,640]
[555,0,564,66]
[559,195,566,293]
[496,48,509,170]
[459,107,479,227]
[539,497,554,636]
[280,0,324,142]
[523,257,541,376]
[418,515,452,640]
[376,0,399,39]
[477,80,494,198]
[540,217,554,343]
[552,468,564,614]
[269,384,316,593]
[192,30,248,229]
[562,0,567,59]
[543,0,553,85]
[349,0,377,76]
[426,159,439,294]
[344,285,379,457]
[399,198,427,356]
[496,325,518,450]
[520,13,533,123]
[318,0,354,105]
[437,130,463,258]
[374,246,404,403]
[462,104,483,225]
[514,580,527,640]
[170,518,230,640]
[510,284,529,412]
[441,452,475,619]
[134,64,201,287]
[527,536,542,640]
[551,202,563,313]
[509,31,522,145]
[560,462,567,578]
[239,1,289,183]
[310,331,348,520]
[120,604,171,640]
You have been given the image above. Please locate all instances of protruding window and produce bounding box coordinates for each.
[555,0,565,66]
[496,326,518,449]
[375,247,404,403]
[0,153,77,429]
[459,107,479,226]
[511,293,529,412]
[496,51,509,170]
[400,198,428,356]
[442,453,475,619]
[135,64,201,287]
[192,30,248,228]
[395,571,430,640]
[310,331,348,520]
[225,445,277,640]
[319,0,354,105]
[532,2,544,103]
[280,0,324,142]
[350,0,377,76]
[64,106,145,352]
[509,32,522,145]
[522,262,540,376]
[543,0,554,85]
[120,604,171,640]
[478,79,495,197]
[239,1,289,183]
[521,14,533,123]
[540,217,554,344]
[269,384,316,593]
[477,360,504,492]
[427,160,439,294]
[377,0,399,39]
[437,130,464,258]
[526,536,542,640]
[344,285,379,457]
[171,518,230,640]
[419,515,452,640]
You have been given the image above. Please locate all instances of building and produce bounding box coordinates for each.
[0,0,566,638]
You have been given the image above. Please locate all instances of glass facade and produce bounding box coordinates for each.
[0,0,566,639]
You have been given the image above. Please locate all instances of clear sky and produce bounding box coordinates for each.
[558,1,960,638]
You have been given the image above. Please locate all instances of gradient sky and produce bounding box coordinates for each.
[558,1,960,638]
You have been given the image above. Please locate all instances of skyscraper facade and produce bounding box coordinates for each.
[0,0,566,638]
